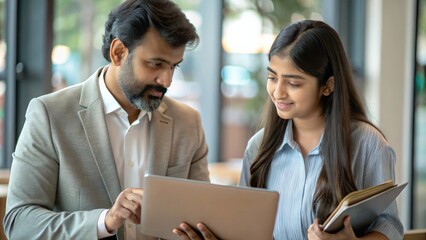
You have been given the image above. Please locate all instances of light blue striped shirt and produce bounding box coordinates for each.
[239,120,403,240]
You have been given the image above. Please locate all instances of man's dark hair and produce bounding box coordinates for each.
[102,0,199,62]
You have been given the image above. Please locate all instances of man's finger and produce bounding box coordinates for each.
[130,188,144,195]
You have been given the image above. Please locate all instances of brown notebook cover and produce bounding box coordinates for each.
[323,180,408,233]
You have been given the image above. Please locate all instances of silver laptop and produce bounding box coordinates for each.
[140,174,279,240]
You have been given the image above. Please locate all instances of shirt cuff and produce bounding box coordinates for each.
[97,209,116,239]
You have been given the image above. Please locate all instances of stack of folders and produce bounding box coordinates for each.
[323,180,408,233]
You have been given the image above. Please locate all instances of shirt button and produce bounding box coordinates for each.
[127,223,133,229]
[120,111,127,117]
[128,161,134,167]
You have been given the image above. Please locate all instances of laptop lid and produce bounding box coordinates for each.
[140,174,279,240]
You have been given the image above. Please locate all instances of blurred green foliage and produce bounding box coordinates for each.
[0,0,4,41]
[54,0,121,48]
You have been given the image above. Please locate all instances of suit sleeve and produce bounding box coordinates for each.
[3,98,103,239]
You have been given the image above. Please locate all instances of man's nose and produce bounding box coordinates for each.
[155,69,173,88]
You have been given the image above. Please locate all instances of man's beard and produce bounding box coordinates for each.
[118,58,167,112]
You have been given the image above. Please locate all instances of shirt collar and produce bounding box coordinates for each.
[277,119,322,155]
[278,120,296,151]
[98,66,152,121]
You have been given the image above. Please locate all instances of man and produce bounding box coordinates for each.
[3,0,209,239]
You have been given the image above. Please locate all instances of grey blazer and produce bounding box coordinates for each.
[3,68,210,240]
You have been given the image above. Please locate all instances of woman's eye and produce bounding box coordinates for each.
[288,82,300,87]
[267,76,277,82]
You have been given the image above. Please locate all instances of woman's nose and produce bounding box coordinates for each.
[274,80,288,99]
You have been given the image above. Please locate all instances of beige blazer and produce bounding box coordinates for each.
[4,68,210,240]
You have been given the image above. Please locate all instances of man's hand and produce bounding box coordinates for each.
[105,188,144,233]
[173,222,218,240]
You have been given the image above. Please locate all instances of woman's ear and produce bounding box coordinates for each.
[322,76,334,96]
[109,38,128,66]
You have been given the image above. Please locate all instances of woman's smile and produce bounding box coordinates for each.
[275,101,293,111]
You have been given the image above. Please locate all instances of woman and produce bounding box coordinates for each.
[175,20,403,240]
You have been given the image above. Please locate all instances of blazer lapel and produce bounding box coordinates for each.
[147,101,173,176]
[78,68,121,205]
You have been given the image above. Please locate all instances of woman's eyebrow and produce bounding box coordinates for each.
[282,74,305,80]
[266,66,276,74]
[267,66,305,80]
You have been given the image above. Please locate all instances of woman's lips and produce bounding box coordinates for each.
[275,101,293,111]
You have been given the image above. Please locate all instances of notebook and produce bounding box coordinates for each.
[140,174,279,240]
[323,181,408,233]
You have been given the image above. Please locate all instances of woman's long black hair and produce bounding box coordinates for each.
[250,20,378,222]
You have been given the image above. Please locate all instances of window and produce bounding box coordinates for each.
[413,0,426,228]
[220,0,323,162]
[0,0,5,166]
[53,0,121,89]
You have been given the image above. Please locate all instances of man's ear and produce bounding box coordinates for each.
[322,76,334,96]
[109,38,128,66]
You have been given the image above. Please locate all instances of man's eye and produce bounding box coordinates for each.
[173,64,180,68]
[150,62,162,67]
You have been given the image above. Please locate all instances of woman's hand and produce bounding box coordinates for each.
[308,217,359,240]
[173,222,219,240]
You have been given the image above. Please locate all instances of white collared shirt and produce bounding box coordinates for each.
[97,66,152,240]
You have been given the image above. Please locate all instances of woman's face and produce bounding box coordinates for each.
[266,55,328,122]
